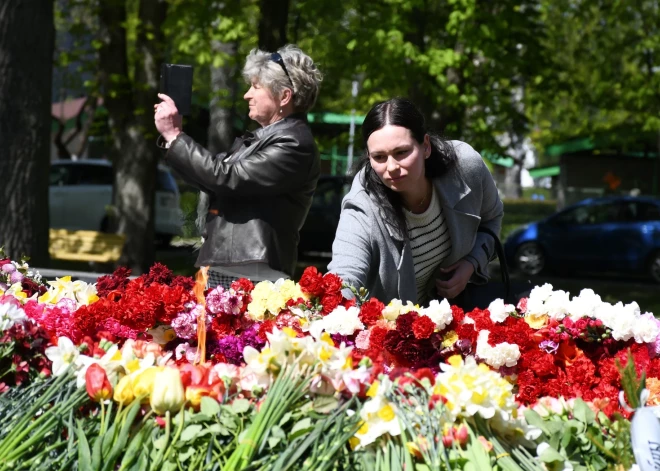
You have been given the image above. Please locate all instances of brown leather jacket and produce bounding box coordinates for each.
[162,114,320,276]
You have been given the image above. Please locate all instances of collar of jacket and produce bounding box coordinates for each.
[380,162,472,243]
[251,113,308,140]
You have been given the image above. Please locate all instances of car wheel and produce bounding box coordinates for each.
[514,242,545,276]
[649,251,660,284]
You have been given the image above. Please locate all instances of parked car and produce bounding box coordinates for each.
[504,196,660,283]
[49,160,183,246]
[298,175,352,257]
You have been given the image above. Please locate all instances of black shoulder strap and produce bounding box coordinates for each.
[477,227,512,304]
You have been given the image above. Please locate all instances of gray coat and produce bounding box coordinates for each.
[327,140,503,304]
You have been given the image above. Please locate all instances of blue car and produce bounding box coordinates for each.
[504,196,660,283]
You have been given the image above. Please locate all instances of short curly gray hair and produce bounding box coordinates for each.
[242,45,323,113]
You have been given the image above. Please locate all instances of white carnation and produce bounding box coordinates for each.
[421,299,453,329]
[476,331,521,369]
[568,289,603,319]
[487,298,516,323]
[528,283,554,303]
[309,305,364,339]
[633,313,660,344]
[544,290,571,320]
[0,298,27,331]
[605,302,637,342]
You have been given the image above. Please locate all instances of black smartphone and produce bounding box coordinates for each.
[159,64,193,115]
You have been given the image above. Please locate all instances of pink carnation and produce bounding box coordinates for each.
[356,330,371,350]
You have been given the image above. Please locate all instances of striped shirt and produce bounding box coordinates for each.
[403,187,452,304]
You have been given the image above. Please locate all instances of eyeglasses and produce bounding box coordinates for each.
[270,52,294,89]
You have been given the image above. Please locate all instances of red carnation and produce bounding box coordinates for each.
[412,316,435,339]
[95,266,131,298]
[531,352,558,377]
[342,298,356,309]
[211,316,236,338]
[171,275,195,291]
[142,262,173,286]
[359,298,385,326]
[257,320,276,341]
[231,278,254,294]
[299,267,324,297]
[450,305,465,324]
[322,273,343,294]
[395,312,419,338]
[366,326,389,360]
[414,367,436,385]
[321,291,343,315]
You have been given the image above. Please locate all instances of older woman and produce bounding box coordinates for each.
[328,98,503,305]
[154,45,323,288]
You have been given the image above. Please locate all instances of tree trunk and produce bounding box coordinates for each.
[258,0,290,51]
[98,0,166,274]
[207,41,239,155]
[503,163,523,199]
[0,1,54,265]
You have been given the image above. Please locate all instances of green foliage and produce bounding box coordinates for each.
[617,349,647,410]
[528,0,660,153]
[522,399,634,470]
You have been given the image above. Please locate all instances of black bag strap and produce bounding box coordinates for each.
[477,227,512,304]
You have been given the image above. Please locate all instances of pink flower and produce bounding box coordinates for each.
[356,330,371,350]
[206,287,226,314]
[171,309,198,339]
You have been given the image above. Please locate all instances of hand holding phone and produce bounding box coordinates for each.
[154,94,183,142]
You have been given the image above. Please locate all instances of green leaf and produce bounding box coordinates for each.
[539,446,565,463]
[180,424,203,443]
[278,411,292,427]
[162,462,178,471]
[290,418,313,440]
[76,420,92,471]
[523,409,549,435]
[313,396,339,414]
[572,399,595,425]
[200,396,221,417]
[177,446,196,463]
[231,398,251,414]
[153,435,168,450]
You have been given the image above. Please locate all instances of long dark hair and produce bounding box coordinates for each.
[357,97,457,239]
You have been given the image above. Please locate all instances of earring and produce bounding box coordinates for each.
[279,108,283,114]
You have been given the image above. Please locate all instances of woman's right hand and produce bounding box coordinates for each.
[154,93,183,143]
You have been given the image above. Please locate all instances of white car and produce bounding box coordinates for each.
[49,159,183,246]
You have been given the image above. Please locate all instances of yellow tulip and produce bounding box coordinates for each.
[131,367,162,399]
[113,375,135,405]
[151,367,185,415]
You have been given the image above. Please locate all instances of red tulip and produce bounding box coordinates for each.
[85,363,113,402]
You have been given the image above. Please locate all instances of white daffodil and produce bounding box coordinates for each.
[353,377,401,449]
[74,344,120,388]
[45,336,80,376]
[39,276,98,307]
[6,283,28,301]
[72,281,99,305]
[434,355,517,422]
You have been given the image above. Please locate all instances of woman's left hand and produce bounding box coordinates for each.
[435,259,475,300]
